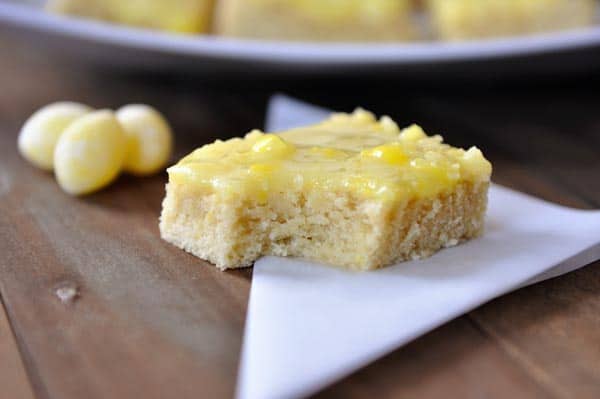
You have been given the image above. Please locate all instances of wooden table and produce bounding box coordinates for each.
[1,35,599,399]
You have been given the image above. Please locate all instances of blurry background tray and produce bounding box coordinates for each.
[2,0,600,78]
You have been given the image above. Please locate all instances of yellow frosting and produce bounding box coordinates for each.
[168,109,492,203]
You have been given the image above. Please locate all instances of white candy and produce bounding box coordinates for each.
[18,102,92,170]
[116,104,173,175]
[54,110,126,195]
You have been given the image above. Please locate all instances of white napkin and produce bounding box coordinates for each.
[237,95,600,399]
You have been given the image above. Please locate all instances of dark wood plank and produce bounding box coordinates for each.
[0,37,258,399]
[0,137,252,398]
[0,297,36,399]
[471,262,600,399]
[0,170,252,399]
[316,317,553,399]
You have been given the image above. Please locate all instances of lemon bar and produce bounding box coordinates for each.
[214,0,414,41]
[47,0,215,34]
[428,0,595,40]
[159,110,492,271]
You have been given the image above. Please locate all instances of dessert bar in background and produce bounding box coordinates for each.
[214,0,414,41]
[47,0,216,33]
[428,0,596,40]
[46,0,596,40]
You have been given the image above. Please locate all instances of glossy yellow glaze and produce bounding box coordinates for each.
[168,109,492,202]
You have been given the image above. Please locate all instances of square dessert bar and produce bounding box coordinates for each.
[214,0,415,41]
[160,110,492,271]
[428,0,595,40]
[47,0,215,33]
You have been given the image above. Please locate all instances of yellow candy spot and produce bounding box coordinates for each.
[168,162,230,186]
[18,102,92,171]
[379,115,400,132]
[361,143,408,165]
[249,163,276,175]
[409,158,456,197]
[460,147,493,182]
[399,124,427,142]
[350,108,377,124]
[245,129,264,141]
[309,147,347,159]
[251,134,295,158]
[116,104,173,176]
[248,163,279,204]
[54,110,126,196]
[343,176,397,199]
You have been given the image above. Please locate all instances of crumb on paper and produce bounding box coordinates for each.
[54,282,79,303]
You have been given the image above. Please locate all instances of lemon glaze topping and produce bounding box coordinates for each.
[168,109,492,202]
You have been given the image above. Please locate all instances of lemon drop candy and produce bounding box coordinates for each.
[18,102,92,170]
[54,110,126,195]
[116,104,173,176]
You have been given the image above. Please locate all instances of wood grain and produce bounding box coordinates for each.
[0,35,259,399]
[1,33,599,399]
[0,297,35,399]
[0,137,252,399]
